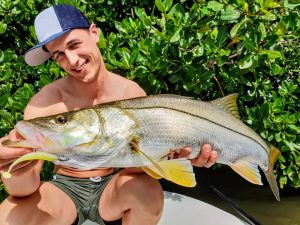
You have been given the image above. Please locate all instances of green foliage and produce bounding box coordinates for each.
[0,0,299,201]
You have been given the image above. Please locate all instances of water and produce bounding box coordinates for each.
[161,166,300,225]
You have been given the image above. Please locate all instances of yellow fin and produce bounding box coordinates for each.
[141,167,163,179]
[269,144,281,166]
[211,93,240,119]
[132,143,196,187]
[1,152,58,179]
[1,139,38,149]
[230,161,262,185]
[264,145,281,201]
[157,158,196,187]
[134,146,164,179]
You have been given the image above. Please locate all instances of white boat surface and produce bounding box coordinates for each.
[83,191,249,225]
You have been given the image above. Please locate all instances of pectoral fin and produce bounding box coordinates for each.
[142,167,164,179]
[130,139,196,187]
[230,161,262,185]
[1,152,58,179]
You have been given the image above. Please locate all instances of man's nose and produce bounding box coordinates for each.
[65,50,79,66]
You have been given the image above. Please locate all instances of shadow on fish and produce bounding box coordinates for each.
[1,94,281,201]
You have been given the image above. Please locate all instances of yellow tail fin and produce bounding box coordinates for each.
[264,145,281,201]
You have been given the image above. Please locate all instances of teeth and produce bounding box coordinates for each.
[75,62,86,71]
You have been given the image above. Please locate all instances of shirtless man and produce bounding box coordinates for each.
[0,4,217,225]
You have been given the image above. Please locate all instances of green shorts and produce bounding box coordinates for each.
[49,173,121,225]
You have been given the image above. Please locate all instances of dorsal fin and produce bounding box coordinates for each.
[211,93,240,119]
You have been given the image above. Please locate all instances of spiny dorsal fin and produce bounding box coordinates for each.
[211,93,240,119]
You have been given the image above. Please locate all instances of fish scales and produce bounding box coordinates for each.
[124,107,269,171]
[118,95,269,154]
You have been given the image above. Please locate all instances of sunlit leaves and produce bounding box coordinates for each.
[207,1,224,12]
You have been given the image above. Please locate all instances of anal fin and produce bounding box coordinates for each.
[156,158,196,187]
[230,161,262,185]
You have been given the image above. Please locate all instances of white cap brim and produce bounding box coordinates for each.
[24,29,70,66]
[24,46,51,66]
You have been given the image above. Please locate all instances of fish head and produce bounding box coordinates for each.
[15,109,101,154]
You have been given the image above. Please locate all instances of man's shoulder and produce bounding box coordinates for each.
[30,79,64,105]
[23,78,67,119]
[111,74,146,98]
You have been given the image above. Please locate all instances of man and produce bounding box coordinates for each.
[0,4,217,225]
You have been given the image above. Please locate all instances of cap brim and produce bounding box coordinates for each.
[24,29,71,66]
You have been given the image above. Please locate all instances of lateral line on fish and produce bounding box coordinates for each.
[122,105,269,154]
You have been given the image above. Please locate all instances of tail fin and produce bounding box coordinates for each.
[265,145,281,201]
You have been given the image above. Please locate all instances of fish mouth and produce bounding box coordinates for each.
[14,121,50,149]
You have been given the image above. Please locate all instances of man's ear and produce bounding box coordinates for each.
[89,23,100,42]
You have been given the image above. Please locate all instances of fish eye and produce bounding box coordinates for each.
[55,115,67,124]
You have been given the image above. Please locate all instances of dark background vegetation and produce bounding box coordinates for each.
[0,0,299,201]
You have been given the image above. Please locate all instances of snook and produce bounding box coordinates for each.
[2,94,281,200]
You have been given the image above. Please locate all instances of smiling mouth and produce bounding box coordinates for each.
[75,60,88,71]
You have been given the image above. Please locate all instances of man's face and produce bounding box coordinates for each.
[46,24,101,83]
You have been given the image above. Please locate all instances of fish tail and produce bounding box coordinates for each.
[265,145,281,201]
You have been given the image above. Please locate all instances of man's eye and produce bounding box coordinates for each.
[54,53,63,60]
[71,43,79,48]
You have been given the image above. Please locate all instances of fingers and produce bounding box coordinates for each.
[0,134,33,173]
[176,147,191,158]
[169,145,218,168]
[0,135,32,158]
[0,147,32,160]
[8,160,39,175]
[190,144,218,168]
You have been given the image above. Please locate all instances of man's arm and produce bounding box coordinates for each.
[0,131,43,197]
[0,85,62,197]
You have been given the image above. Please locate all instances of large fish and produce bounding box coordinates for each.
[2,94,281,200]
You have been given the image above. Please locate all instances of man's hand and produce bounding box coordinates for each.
[173,144,218,168]
[0,129,34,176]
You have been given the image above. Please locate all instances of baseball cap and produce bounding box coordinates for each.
[24,4,90,66]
